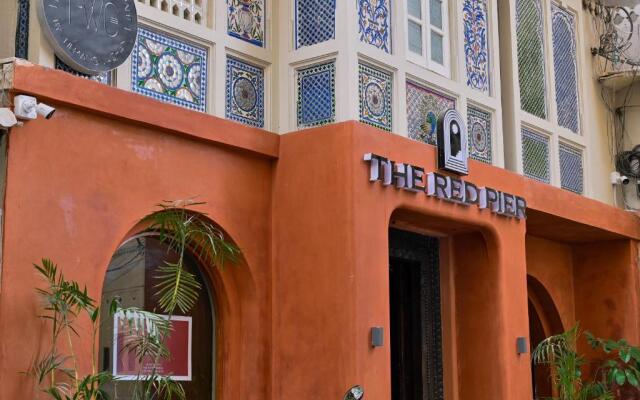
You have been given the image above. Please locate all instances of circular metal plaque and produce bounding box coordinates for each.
[37,0,138,75]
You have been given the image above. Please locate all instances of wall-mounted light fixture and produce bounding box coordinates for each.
[371,327,383,347]
[343,385,364,400]
[516,337,528,354]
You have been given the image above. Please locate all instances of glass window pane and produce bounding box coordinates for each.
[430,0,443,29]
[408,0,422,19]
[431,31,444,64]
[408,20,423,54]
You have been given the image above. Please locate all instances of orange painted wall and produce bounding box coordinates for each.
[1,63,640,400]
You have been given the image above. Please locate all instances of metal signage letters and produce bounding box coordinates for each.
[364,153,527,219]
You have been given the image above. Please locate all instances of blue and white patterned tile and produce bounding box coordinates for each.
[359,63,392,131]
[406,82,456,145]
[358,0,391,53]
[463,0,490,93]
[467,107,492,164]
[226,57,264,128]
[552,4,579,134]
[521,128,550,183]
[295,0,336,49]
[131,27,208,112]
[228,0,265,47]
[559,143,583,194]
[297,61,336,127]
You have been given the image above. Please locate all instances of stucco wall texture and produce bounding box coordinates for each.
[0,62,639,399]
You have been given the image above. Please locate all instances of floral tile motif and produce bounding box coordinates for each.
[516,0,547,119]
[359,63,392,131]
[228,0,265,47]
[131,27,207,112]
[463,0,490,93]
[406,82,455,145]
[295,0,336,49]
[226,57,264,128]
[522,128,550,183]
[358,0,391,53]
[297,61,336,128]
[552,4,579,134]
[467,106,492,164]
[559,143,583,194]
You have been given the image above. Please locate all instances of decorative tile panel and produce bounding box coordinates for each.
[559,143,583,194]
[463,0,490,93]
[522,128,550,183]
[516,0,547,119]
[56,57,112,85]
[131,27,208,112]
[295,0,336,49]
[228,0,265,47]
[359,63,392,131]
[358,0,392,53]
[406,82,455,145]
[297,61,336,128]
[467,107,492,163]
[226,57,264,128]
[552,4,580,134]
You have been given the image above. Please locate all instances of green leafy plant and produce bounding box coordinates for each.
[29,200,240,399]
[533,324,640,400]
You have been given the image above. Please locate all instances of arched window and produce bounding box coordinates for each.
[98,236,216,398]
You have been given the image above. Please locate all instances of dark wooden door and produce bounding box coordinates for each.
[389,228,444,400]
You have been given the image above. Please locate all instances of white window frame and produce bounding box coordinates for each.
[405,0,450,78]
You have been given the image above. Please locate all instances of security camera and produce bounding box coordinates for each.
[36,103,55,119]
[13,95,56,120]
[611,171,630,185]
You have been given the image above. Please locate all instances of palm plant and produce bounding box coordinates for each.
[532,323,640,400]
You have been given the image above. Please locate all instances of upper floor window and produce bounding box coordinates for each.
[551,4,580,134]
[406,0,450,77]
[516,0,547,119]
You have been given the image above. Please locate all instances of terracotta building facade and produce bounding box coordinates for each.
[0,61,638,399]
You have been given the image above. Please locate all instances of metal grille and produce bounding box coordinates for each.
[15,0,29,59]
[406,82,456,145]
[467,106,492,164]
[297,61,336,127]
[559,143,584,194]
[516,0,547,119]
[552,5,580,134]
[359,63,393,131]
[295,0,336,48]
[522,128,550,183]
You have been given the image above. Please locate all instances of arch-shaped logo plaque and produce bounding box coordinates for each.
[437,109,468,175]
[37,0,138,75]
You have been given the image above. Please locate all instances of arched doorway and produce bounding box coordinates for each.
[528,276,564,400]
[98,236,216,399]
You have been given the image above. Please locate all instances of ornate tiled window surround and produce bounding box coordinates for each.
[297,61,336,128]
[131,27,208,112]
[358,0,392,53]
[295,0,336,49]
[359,63,393,131]
[467,106,492,164]
[406,82,455,145]
[463,0,490,93]
[226,56,265,128]
[522,128,551,183]
[228,0,265,47]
